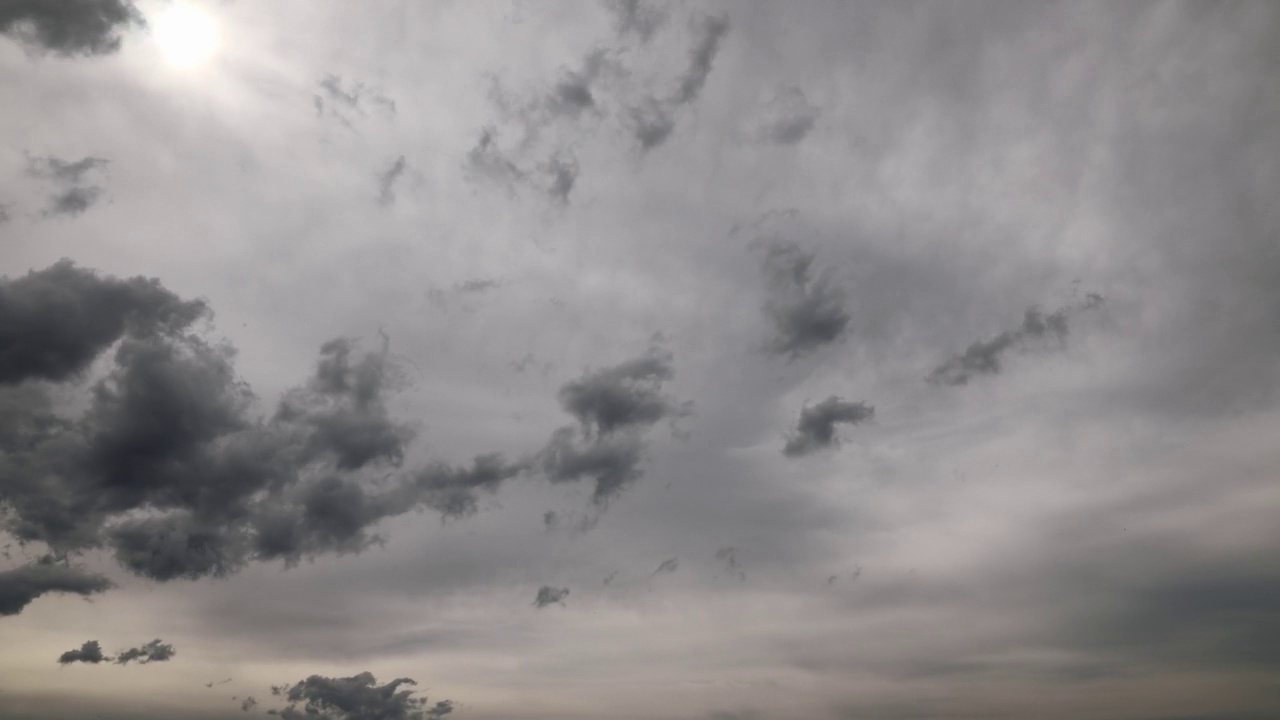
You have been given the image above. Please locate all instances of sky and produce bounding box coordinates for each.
[1,1,1278,719]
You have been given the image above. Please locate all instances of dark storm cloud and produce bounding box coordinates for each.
[0,0,142,56]
[0,261,547,611]
[0,262,690,612]
[782,397,874,458]
[114,638,175,665]
[758,240,850,358]
[0,557,113,616]
[607,0,667,43]
[927,294,1103,386]
[0,260,207,385]
[533,585,569,608]
[377,156,407,206]
[543,510,558,530]
[271,671,451,720]
[57,640,107,665]
[752,86,820,145]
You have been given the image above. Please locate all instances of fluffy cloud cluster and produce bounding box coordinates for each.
[0,261,684,614]
[56,637,175,665]
[267,672,452,720]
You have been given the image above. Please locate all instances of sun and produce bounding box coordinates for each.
[151,3,220,69]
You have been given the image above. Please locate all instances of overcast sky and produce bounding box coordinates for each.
[2,1,1279,719]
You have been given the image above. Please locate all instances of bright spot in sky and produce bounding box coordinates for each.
[151,4,220,69]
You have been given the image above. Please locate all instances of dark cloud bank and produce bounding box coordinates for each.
[0,261,684,614]
[0,0,142,57]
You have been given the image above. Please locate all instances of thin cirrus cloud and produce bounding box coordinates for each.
[467,4,731,203]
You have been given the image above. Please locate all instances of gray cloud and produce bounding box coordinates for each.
[715,546,746,581]
[377,156,407,206]
[465,127,526,191]
[456,278,500,294]
[543,153,580,204]
[0,557,113,616]
[758,240,850,358]
[46,186,103,217]
[536,350,686,504]
[751,86,820,145]
[56,640,107,665]
[557,352,679,435]
[549,49,610,119]
[314,74,396,126]
[113,638,174,665]
[270,671,451,720]
[410,453,527,520]
[653,557,678,575]
[608,0,667,43]
[782,397,874,458]
[672,13,729,106]
[28,156,108,184]
[927,295,1103,386]
[0,264,691,611]
[625,13,730,153]
[27,156,110,217]
[240,696,257,712]
[533,585,569,608]
[0,262,523,604]
[0,0,142,56]
[628,98,677,152]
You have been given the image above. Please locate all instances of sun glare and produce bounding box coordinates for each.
[151,3,220,69]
